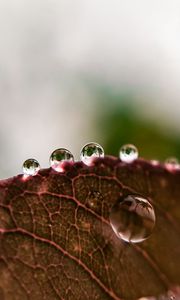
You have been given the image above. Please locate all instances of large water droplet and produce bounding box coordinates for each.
[80,142,104,165]
[22,159,40,176]
[119,144,138,163]
[109,195,155,243]
[50,148,74,172]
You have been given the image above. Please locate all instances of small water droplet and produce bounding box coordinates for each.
[22,159,40,176]
[109,195,155,243]
[165,157,179,172]
[80,142,104,165]
[119,144,138,163]
[165,157,179,166]
[50,148,74,172]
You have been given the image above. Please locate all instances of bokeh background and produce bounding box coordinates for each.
[0,0,180,178]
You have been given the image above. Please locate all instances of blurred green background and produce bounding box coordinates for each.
[95,87,180,160]
[0,1,180,178]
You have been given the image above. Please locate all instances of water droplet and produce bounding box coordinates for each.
[109,195,155,243]
[22,159,40,176]
[165,157,179,165]
[165,157,179,171]
[119,144,138,163]
[50,148,74,172]
[80,142,104,165]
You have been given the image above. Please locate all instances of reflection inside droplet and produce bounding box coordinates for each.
[119,144,138,163]
[22,159,40,176]
[80,142,104,166]
[110,195,156,243]
[50,148,74,172]
[165,157,179,171]
[165,157,179,165]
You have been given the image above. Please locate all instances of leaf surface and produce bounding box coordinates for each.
[0,156,180,300]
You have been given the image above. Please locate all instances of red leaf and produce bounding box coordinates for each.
[0,156,180,300]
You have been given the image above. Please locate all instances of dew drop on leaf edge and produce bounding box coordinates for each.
[22,159,40,176]
[119,144,138,163]
[80,142,104,165]
[50,148,74,172]
[165,157,179,165]
[109,195,156,243]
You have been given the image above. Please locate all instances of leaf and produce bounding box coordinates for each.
[0,157,180,300]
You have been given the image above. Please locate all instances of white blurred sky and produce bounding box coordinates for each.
[0,0,180,177]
